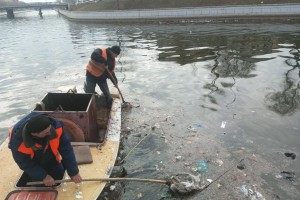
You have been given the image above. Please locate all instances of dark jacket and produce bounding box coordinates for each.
[88,48,118,84]
[8,112,79,180]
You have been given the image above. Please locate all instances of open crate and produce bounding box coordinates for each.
[33,93,98,142]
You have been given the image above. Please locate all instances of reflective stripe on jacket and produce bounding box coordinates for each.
[12,127,63,163]
[86,48,116,77]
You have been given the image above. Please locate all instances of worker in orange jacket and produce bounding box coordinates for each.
[84,46,121,106]
[9,113,82,186]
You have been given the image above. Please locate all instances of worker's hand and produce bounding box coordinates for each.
[71,173,82,184]
[43,174,56,186]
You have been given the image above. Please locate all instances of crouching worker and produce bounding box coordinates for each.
[8,113,82,186]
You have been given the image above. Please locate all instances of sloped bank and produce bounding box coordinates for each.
[58,4,300,22]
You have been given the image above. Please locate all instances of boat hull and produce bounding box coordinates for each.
[0,94,121,200]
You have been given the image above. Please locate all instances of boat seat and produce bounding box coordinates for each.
[73,146,93,164]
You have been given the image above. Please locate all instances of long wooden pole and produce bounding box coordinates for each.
[27,177,168,186]
[105,67,126,104]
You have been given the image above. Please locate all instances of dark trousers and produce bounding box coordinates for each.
[46,163,65,180]
[25,161,65,187]
[27,163,65,186]
[84,71,113,106]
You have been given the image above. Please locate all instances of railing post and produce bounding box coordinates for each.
[39,7,43,18]
[6,8,14,19]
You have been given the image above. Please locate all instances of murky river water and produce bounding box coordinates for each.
[1,10,300,199]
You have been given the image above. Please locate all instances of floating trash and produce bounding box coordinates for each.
[281,171,296,182]
[110,185,116,191]
[187,126,197,132]
[237,161,246,170]
[215,159,223,166]
[175,156,182,161]
[275,174,282,179]
[152,123,160,129]
[196,161,208,173]
[284,152,296,160]
[196,161,208,185]
[194,123,203,128]
[137,192,143,198]
[169,173,202,194]
[238,184,265,200]
[221,121,226,128]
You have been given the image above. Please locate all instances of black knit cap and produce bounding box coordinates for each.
[27,115,51,133]
[110,46,121,55]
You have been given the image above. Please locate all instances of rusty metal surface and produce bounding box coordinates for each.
[33,93,99,142]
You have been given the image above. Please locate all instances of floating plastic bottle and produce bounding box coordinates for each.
[196,161,208,185]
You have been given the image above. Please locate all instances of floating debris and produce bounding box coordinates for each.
[215,159,223,166]
[275,174,282,179]
[196,161,208,185]
[137,192,143,198]
[152,123,160,130]
[221,121,226,128]
[196,161,209,173]
[194,123,203,128]
[237,162,246,170]
[238,184,265,200]
[184,163,191,167]
[169,173,202,195]
[187,125,197,132]
[284,152,296,160]
[280,171,296,182]
[207,179,213,183]
[175,156,182,161]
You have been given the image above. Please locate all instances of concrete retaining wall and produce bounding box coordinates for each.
[59,4,300,22]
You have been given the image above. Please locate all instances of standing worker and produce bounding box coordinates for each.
[84,46,121,106]
[8,113,82,186]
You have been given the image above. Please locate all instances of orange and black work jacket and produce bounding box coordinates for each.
[86,48,116,78]
[14,126,62,163]
[8,112,79,181]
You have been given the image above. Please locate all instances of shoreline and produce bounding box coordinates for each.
[59,4,300,22]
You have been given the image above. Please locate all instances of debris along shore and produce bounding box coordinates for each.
[100,95,299,199]
[58,4,300,22]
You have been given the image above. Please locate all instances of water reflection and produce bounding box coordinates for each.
[203,49,256,107]
[266,47,300,115]
[111,26,286,109]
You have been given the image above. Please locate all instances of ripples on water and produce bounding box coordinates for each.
[0,10,300,199]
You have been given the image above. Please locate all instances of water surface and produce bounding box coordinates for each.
[0,10,299,199]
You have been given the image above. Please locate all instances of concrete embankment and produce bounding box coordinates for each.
[58,4,300,22]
